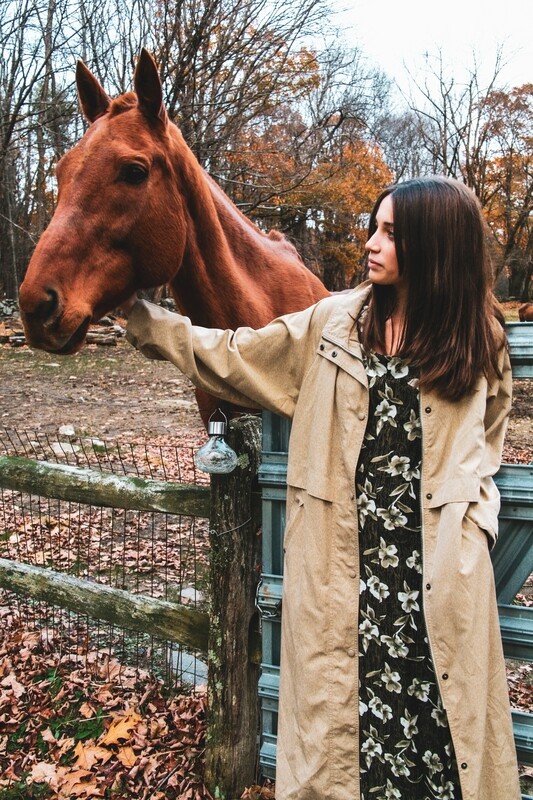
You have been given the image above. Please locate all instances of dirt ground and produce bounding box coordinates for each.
[0,330,205,445]
[0,311,531,462]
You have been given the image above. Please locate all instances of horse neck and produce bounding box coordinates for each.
[169,142,294,329]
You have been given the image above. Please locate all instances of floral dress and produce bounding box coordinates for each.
[356,349,462,800]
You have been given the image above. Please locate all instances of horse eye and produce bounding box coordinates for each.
[119,164,148,184]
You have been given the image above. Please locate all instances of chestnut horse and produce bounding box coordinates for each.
[19,49,329,424]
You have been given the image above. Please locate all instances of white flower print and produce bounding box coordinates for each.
[398,583,420,614]
[366,352,388,386]
[379,778,402,799]
[377,505,408,531]
[360,577,367,594]
[357,491,377,528]
[429,778,457,799]
[406,549,423,574]
[360,617,379,648]
[384,752,411,778]
[375,398,397,434]
[423,749,444,777]
[382,454,410,476]
[407,677,431,701]
[361,734,383,767]
[400,708,419,739]
[379,453,421,483]
[380,662,402,693]
[368,574,390,600]
[403,408,422,440]
[368,694,393,722]
[377,538,399,568]
[431,700,449,728]
[359,605,381,651]
[357,347,459,795]
[388,357,409,378]
[381,633,409,659]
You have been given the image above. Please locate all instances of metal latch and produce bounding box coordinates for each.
[256,577,282,620]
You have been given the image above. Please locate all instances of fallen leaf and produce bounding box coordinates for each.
[116,745,136,767]
[1,674,26,697]
[30,761,58,787]
[57,767,105,798]
[73,740,113,769]
[100,709,141,746]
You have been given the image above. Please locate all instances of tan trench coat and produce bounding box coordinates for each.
[126,282,520,800]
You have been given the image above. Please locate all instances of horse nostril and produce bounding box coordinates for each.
[40,288,61,329]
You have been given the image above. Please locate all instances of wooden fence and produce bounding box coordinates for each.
[0,415,262,800]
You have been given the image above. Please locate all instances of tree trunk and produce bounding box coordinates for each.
[204,414,262,798]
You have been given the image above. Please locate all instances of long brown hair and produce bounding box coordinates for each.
[361,176,505,401]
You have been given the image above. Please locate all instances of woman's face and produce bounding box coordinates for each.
[365,194,403,289]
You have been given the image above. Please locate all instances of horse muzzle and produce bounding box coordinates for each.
[19,284,92,354]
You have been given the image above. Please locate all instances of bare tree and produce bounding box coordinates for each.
[405,50,533,296]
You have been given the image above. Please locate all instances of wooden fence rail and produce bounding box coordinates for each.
[0,414,262,800]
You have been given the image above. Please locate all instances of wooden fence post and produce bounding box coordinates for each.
[204,414,262,798]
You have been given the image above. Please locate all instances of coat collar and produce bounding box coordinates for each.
[321,281,373,349]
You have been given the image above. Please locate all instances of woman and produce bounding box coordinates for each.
[123,176,520,799]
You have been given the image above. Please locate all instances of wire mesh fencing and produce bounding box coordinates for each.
[0,426,210,691]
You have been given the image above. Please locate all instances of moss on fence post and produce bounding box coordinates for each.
[204,414,262,798]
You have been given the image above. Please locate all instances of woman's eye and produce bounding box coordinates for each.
[119,164,148,184]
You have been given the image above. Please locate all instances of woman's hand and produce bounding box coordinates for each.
[118,294,138,318]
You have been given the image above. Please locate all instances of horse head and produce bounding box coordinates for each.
[19,49,187,353]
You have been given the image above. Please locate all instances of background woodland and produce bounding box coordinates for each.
[0,0,531,300]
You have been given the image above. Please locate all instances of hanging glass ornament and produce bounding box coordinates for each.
[194,410,238,474]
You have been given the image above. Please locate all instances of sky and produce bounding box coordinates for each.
[332,0,531,95]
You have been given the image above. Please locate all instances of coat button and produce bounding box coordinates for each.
[332,351,337,357]
[442,673,449,680]
[358,411,366,421]
[461,762,468,770]
[425,583,431,590]
[348,726,356,735]
[347,648,356,658]
[349,571,357,579]
[426,492,432,500]
[425,406,432,413]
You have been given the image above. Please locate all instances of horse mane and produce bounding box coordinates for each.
[109,92,138,116]
[205,174,305,265]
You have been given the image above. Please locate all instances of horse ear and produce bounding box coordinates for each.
[134,49,168,125]
[76,61,111,122]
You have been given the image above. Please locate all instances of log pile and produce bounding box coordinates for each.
[0,313,125,347]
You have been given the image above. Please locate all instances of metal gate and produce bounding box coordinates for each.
[258,321,533,796]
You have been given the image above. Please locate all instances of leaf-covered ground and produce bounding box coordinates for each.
[0,603,277,800]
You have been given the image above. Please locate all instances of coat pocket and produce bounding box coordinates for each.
[424,476,480,508]
[424,476,499,548]
[283,486,306,553]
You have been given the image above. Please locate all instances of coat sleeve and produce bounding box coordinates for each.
[483,342,513,477]
[472,340,513,545]
[125,298,336,418]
